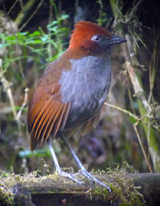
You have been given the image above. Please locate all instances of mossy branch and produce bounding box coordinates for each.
[0,170,160,206]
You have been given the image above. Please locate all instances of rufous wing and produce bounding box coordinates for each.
[27,58,71,151]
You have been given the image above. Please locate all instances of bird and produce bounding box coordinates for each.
[27,21,126,191]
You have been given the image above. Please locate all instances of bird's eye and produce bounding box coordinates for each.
[91,35,102,42]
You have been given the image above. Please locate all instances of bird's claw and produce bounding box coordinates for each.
[77,169,111,192]
[58,171,83,184]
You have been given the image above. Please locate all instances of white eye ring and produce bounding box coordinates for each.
[91,35,102,42]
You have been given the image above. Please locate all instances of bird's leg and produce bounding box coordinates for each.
[59,132,111,192]
[48,139,62,174]
[47,139,83,184]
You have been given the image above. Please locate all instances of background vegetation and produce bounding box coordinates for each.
[0,0,160,176]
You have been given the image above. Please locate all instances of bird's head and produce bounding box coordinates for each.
[68,21,126,58]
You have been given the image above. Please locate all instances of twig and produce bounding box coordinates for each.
[133,124,153,172]
[122,43,151,114]
[104,102,139,121]
[19,0,44,31]
[14,0,43,30]
[0,59,17,119]
[7,0,19,15]
[17,88,29,120]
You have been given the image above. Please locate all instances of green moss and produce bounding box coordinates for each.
[0,169,41,205]
[0,163,145,205]
[0,184,15,205]
[90,163,144,206]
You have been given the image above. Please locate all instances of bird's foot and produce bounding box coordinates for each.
[58,171,83,184]
[78,168,111,192]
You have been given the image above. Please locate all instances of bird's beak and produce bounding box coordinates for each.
[109,35,126,45]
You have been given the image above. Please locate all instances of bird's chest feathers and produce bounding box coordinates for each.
[59,56,111,125]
